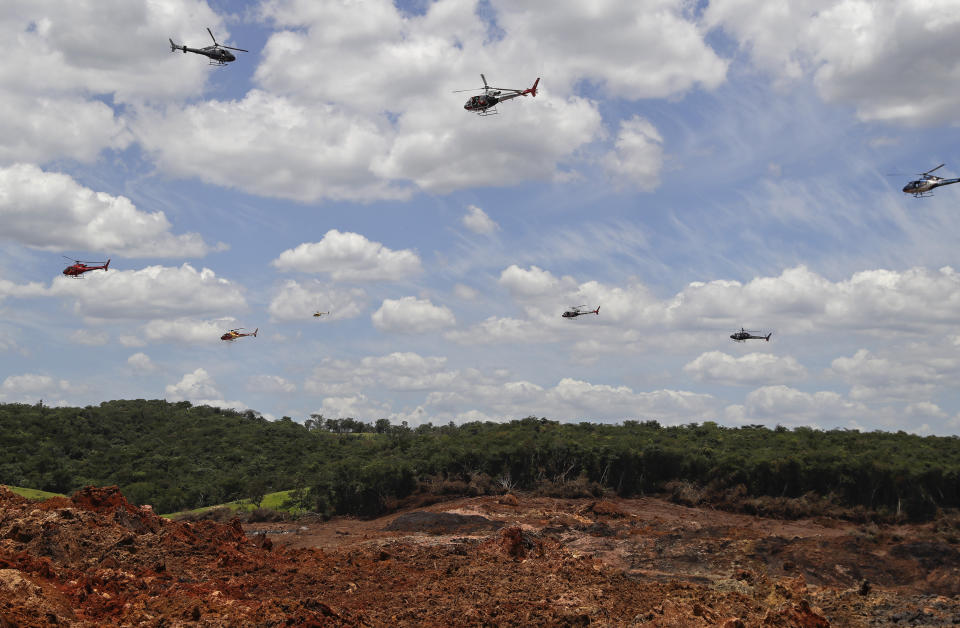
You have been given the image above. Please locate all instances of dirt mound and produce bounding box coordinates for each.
[3,488,960,626]
[384,510,504,534]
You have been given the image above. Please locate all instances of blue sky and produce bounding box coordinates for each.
[3,0,960,434]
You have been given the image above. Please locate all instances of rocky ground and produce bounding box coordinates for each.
[1,486,959,626]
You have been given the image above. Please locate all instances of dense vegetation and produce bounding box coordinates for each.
[2,400,959,519]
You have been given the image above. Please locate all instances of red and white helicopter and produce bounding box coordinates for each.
[62,257,110,277]
[454,74,539,116]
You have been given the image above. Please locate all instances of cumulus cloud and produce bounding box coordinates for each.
[0,164,216,256]
[268,280,366,321]
[127,352,156,373]
[0,279,47,302]
[303,350,718,424]
[0,373,75,403]
[602,116,664,190]
[704,0,960,126]
[499,265,576,298]
[0,0,225,164]
[50,264,246,320]
[247,375,296,394]
[723,385,868,428]
[69,329,109,346]
[372,297,456,334]
[165,367,248,411]
[272,230,421,281]
[462,205,500,235]
[684,351,807,386]
[133,91,413,203]
[140,317,240,345]
[829,349,955,402]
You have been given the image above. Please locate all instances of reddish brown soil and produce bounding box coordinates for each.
[2,486,959,626]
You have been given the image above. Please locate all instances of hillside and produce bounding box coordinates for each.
[2,400,959,518]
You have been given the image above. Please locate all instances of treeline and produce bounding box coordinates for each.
[2,400,959,519]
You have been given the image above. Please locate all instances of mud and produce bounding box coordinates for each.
[2,486,959,626]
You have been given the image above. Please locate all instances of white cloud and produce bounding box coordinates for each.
[140,317,240,345]
[723,385,868,428]
[305,352,457,395]
[303,350,717,424]
[372,297,456,334]
[492,0,728,100]
[166,367,220,400]
[134,0,612,200]
[0,164,217,257]
[50,264,246,320]
[602,116,664,190]
[166,367,248,411]
[462,205,499,235]
[133,90,413,203]
[0,95,129,165]
[69,329,108,346]
[127,352,156,373]
[247,375,296,394]
[0,0,225,165]
[499,265,575,298]
[453,283,479,301]
[704,0,960,126]
[0,279,47,302]
[0,373,74,403]
[268,280,366,321]
[272,230,421,281]
[684,351,807,386]
[829,349,956,402]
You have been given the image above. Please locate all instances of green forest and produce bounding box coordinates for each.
[2,400,958,520]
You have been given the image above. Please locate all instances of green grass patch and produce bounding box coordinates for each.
[6,486,65,501]
[162,489,296,519]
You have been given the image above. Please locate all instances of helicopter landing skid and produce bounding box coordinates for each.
[477,106,499,116]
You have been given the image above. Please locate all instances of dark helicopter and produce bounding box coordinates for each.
[453,74,539,116]
[169,28,248,66]
[730,328,772,342]
[562,305,600,318]
[901,164,960,198]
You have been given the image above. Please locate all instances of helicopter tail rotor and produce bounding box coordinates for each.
[525,77,540,97]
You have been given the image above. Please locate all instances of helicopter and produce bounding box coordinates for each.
[901,164,960,198]
[312,311,331,318]
[562,305,600,318]
[220,328,258,341]
[169,28,248,66]
[730,328,772,342]
[454,74,539,116]
[62,257,110,277]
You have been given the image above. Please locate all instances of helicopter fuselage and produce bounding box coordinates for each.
[464,93,501,112]
[178,45,236,63]
[903,176,960,197]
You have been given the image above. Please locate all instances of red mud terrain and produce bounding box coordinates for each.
[2,486,959,626]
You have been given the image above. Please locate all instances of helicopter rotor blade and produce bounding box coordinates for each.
[221,45,248,52]
[452,87,484,93]
[481,73,488,89]
[207,27,218,45]
[924,163,945,175]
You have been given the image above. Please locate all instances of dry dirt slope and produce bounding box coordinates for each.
[1,486,959,626]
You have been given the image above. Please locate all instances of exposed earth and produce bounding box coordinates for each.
[1,485,959,626]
